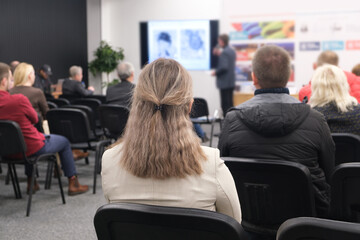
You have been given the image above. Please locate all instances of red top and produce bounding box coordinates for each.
[0,91,45,156]
[299,70,360,103]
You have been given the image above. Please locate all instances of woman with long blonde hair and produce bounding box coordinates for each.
[102,58,241,222]
[310,64,360,135]
[10,62,49,121]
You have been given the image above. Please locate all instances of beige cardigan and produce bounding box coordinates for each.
[101,144,241,222]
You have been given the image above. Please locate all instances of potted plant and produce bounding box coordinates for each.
[89,41,124,88]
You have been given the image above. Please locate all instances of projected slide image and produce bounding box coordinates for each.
[152,30,177,59]
[181,29,206,59]
[147,20,211,70]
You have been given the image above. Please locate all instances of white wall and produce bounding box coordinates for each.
[101,0,223,114]
[87,0,102,93]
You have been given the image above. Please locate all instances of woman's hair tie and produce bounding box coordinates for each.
[154,104,163,111]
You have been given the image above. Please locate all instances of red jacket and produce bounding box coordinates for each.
[299,71,360,103]
[0,91,45,156]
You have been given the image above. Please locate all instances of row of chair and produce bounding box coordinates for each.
[0,101,130,216]
[223,157,360,238]
[93,157,360,239]
[93,203,360,240]
[49,97,222,146]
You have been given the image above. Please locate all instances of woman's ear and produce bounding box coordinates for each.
[189,98,194,114]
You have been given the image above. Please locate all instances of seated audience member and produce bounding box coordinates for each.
[299,51,360,102]
[9,60,19,74]
[102,58,241,222]
[218,45,335,218]
[352,63,360,77]
[106,62,135,107]
[0,62,89,195]
[62,65,94,97]
[10,62,49,122]
[33,64,53,95]
[310,64,360,135]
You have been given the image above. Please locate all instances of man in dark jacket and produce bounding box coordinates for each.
[106,62,135,107]
[212,34,236,116]
[33,64,53,95]
[62,65,94,97]
[218,45,335,218]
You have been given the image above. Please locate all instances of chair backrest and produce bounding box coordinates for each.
[47,101,58,109]
[85,94,106,104]
[72,98,102,121]
[223,157,316,236]
[331,133,360,166]
[94,203,244,240]
[190,98,209,118]
[98,104,129,139]
[62,104,96,131]
[0,120,27,157]
[48,98,71,107]
[331,163,360,222]
[277,217,360,240]
[46,108,92,143]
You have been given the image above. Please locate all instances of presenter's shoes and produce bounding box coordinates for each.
[72,149,89,160]
[201,135,210,143]
[68,176,89,196]
[26,177,40,195]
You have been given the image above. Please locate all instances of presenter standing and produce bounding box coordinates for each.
[212,34,236,117]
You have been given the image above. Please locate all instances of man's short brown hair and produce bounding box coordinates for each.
[252,45,291,89]
[317,50,339,67]
[0,62,10,82]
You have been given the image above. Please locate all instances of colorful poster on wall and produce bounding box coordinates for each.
[230,21,295,40]
[223,5,360,93]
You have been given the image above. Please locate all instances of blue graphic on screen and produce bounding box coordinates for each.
[148,20,210,70]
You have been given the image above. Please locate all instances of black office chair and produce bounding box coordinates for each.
[72,98,102,127]
[0,120,65,216]
[190,98,221,147]
[331,133,360,165]
[98,104,130,140]
[47,101,58,109]
[92,104,129,194]
[223,157,316,237]
[48,98,71,107]
[46,108,110,194]
[330,163,360,222]
[61,104,103,139]
[276,217,360,240]
[94,203,245,240]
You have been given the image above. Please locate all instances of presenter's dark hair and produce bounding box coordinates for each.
[219,34,229,46]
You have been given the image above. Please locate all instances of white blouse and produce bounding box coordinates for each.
[101,144,241,222]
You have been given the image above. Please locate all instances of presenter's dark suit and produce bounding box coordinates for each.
[215,45,236,116]
[106,80,135,107]
[62,78,93,97]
